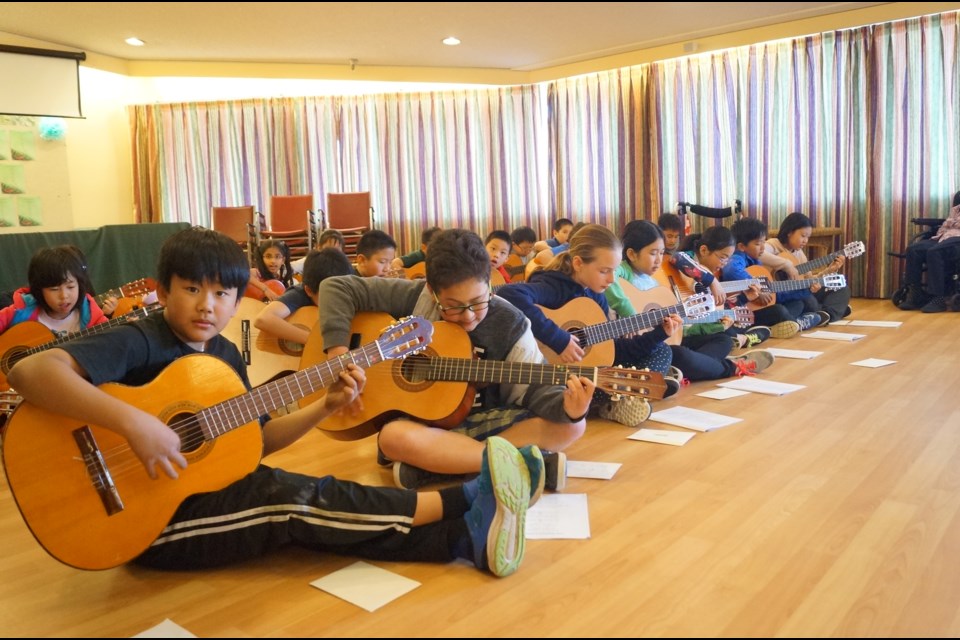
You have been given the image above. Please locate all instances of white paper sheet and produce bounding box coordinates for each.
[850,358,897,368]
[310,561,421,612]
[628,428,696,445]
[717,377,806,396]
[830,320,902,328]
[800,330,866,341]
[647,406,742,431]
[763,347,823,359]
[133,620,197,638]
[696,387,752,400]
[566,460,621,479]
[526,493,590,539]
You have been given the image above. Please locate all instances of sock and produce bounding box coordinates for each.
[440,484,471,519]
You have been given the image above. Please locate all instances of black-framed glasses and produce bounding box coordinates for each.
[432,289,491,316]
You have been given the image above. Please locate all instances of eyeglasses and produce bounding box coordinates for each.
[433,290,491,316]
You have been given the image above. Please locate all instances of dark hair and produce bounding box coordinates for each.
[317,228,345,249]
[254,239,294,288]
[157,227,250,293]
[425,229,490,292]
[777,212,813,245]
[730,217,768,246]
[356,229,397,258]
[546,224,620,275]
[27,245,93,315]
[485,229,512,246]
[421,226,442,246]
[553,218,574,233]
[620,220,664,260]
[657,213,683,233]
[302,247,354,292]
[510,226,537,245]
[685,226,734,253]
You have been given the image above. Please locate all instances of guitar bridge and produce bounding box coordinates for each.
[72,426,124,516]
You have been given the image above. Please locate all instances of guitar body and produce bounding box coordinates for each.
[615,279,683,346]
[652,259,697,298]
[535,298,616,366]
[1,355,263,570]
[404,262,427,280]
[0,321,55,391]
[745,265,777,310]
[220,298,310,386]
[243,279,286,302]
[300,314,475,440]
[504,254,526,282]
[490,267,507,287]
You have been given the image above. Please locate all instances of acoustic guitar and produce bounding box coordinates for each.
[0,304,163,391]
[535,292,715,366]
[781,240,866,277]
[404,262,427,280]
[98,277,157,317]
[243,278,286,302]
[299,313,668,441]
[719,266,846,311]
[503,254,527,282]
[220,299,318,387]
[616,278,753,338]
[1,316,431,570]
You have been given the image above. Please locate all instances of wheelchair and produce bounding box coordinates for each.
[889,190,960,307]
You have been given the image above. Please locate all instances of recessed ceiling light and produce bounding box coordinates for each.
[442,36,461,46]
[125,37,145,46]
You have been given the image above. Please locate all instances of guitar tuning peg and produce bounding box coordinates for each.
[610,393,621,401]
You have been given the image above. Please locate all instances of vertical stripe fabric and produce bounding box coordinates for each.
[131,11,960,297]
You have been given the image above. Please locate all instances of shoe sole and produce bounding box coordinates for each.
[551,451,568,492]
[520,446,545,507]
[485,437,531,578]
[769,321,800,339]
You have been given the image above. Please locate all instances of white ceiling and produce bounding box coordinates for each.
[1,2,892,71]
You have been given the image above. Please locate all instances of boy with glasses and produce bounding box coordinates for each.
[318,229,596,493]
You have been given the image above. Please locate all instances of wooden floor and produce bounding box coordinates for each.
[2,298,959,637]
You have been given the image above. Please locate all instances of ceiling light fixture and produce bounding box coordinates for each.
[125,37,145,46]
[442,36,461,46]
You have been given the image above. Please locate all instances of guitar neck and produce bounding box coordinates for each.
[198,342,387,436]
[720,276,822,294]
[796,251,839,275]
[403,356,602,387]
[766,277,826,293]
[685,309,733,325]
[577,301,687,346]
[20,305,162,359]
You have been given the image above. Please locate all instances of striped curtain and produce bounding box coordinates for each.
[549,65,649,235]
[866,11,960,297]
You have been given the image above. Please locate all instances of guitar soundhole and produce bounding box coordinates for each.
[393,349,439,392]
[278,340,305,357]
[171,412,206,454]
[1,347,29,375]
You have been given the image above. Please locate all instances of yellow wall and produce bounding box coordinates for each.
[1,2,959,233]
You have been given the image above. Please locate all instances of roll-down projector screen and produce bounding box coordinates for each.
[0,45,85,118]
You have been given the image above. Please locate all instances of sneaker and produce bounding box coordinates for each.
[518,445,545,506]
[376,439,391,467]
[796,312,821,331]
[921,296,948,313]
[464,436,530,577]
[843,305,853,318]
[393,461,464,490]
[726,350,775,376]
[815,310,831,327]
[898,285,931,311]
[769,320,800,339]
[662,365,684,398]
[743,325,771,347]
[542,450,567,492]
[599,394,652,427]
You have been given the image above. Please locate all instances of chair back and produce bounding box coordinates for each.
[325,192,373,230]
[269,195,314,232]
[212,206,255,244]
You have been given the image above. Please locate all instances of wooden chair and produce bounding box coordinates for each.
[211,205,257,265]
[258,195,316,259]
[321,192,374,260]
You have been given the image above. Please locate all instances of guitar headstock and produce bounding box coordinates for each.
[377,316,434,361]
[842,241,865,259]
[731,306,755,328]
[821,273,847,290]
[117,277,156,298]
[682,292,716,319]
[596,366,668,400]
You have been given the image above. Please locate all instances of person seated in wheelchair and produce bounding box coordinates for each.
[898,195,960,313]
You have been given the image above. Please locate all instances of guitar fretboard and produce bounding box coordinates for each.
[402,356,600,386]
[197,341,387,440]
[576,302,689,347]
[720,276,828,294]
